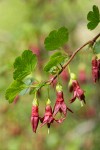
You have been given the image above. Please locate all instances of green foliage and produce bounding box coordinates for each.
[94,40,100,54]
[5,80,27,103]
[13,50,37,80]
[87,5,100,30]
[5,50,38,103]
[44,52,68,74]
[1,2,100,149]
[44,27,69,51]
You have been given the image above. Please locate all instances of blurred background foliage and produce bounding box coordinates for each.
[0,0,100,150]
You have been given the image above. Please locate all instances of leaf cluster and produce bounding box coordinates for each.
[6,50,37,103]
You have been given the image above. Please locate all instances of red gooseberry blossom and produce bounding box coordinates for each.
[53,85,73,118]
[31,105,39,133]
[92,57,99,83]
[40,99,63,130]
[70,80,86,105]
[40,104,55,129]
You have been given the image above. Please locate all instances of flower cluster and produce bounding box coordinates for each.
[92,56,100,83]
[31,84,73,133]
[30,55,100,133]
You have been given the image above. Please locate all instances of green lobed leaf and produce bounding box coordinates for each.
[5,80,27,103]
[44,53,68,73]
[87,5,100,30]
[13,50,37,80]
[44,27,69,51]
[94,40,100,54]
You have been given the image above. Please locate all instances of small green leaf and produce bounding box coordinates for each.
[44,27,69,51]
[87,5,100,30]
[5,80,27,103]
[13,50,37,80]
[44,54,68,73]
[94,40,100,54]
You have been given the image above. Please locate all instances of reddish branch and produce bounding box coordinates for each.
[47,33,100,84]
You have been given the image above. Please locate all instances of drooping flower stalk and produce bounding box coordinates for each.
[69,80,86,105]
[40,99,53,126]
[53,84,73,120]
[31,94,40,133]
[40,99,57,133]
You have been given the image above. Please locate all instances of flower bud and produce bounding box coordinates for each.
[53,89,73,118]
[40,101,55,130]
[31,105,39,133]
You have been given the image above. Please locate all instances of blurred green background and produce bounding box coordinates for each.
[0,0,100,150]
